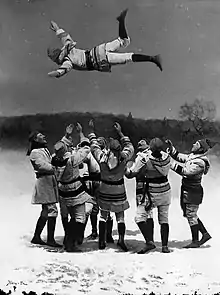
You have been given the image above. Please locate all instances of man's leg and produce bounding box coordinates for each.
[87,202,99,240]
[116,211,128,252]
[117,9,129,40]
[146,217,154,243]
[78,202,93,244]
[31,205,47,245]
[106,212,114,243]
[65,204,86,252]
[106,51,162,71]
[46,203,62,248]
[105,8,130,53]
[135,205,156,254]
[184,204,200,248]
[158,205,170,253]
[99,209,109,249]
[59,199,69,248]
[197,218,212,246]
[74,203,87,246]
[104,8,162,70]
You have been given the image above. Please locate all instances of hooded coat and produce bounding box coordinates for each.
[170,149,210,205]
[29,148,59,205]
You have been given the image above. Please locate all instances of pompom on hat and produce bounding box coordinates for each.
[149,137,164,153]
[109,138,121,151]
[28,131,40,143]
[198,138,216,153]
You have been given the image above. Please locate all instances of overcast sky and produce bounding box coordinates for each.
[0,0,220,119]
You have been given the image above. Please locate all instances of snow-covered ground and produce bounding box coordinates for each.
[0,149,219,295]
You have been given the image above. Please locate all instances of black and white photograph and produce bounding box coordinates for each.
[0,0,219,294]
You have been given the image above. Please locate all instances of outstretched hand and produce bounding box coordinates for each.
[65,124,74,136]
[113,122,122,133]
[165,139,173,153]
[48,70,60,78]
[76,122,83,133]
[50,20,59,32]
[88,119,95,130]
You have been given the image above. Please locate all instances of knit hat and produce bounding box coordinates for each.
[27,131,44,156]
[198,139,215,153]
[149,137,164,153]
[109,138,121,151]
[47,47,62,65]
[137,139,149,151]
[28,131,40,143]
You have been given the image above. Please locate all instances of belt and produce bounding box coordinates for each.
[182,177,201,186]
[101,178,124,185]
[82,173,101,182]
[59,185,85,198]
[36,172,52,179]
[85,50,94,71]
[148,176,168,184]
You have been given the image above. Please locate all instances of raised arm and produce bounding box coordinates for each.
[70,146,91,167]
[114,122,134,162]
[125,152,149,179]
[87,119,104,163]
[50,21,76,48]
[171,158,206,177]
[48,57,73,78]
[75,122,88,143]
[60,124,74,146]
[70,122,91,167]
[166,139,188,163]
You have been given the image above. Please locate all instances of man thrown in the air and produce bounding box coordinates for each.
[47,9,163,78]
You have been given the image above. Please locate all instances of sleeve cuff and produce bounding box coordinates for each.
[56,28,65,35]
[173,163,183,174]
[120,136,130,144]
[88,132,96,141]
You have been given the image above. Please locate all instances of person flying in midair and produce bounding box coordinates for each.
[47,9,163,78]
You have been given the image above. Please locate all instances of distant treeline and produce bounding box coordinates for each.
[0,111,219,153]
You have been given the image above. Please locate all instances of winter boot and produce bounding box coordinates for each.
[152,55,163,71]
[161,223,171,253]
[137,221,156,254]
[106,216,114,243]
[116,9,129,39]
[46,217,62,248]
[99,221,107,250]
[65,219,76,252]
[61,217,69,249]
[184,224,200,248]
[116,8,128,23]
[87,214,98,240]
[31,216,47,245]
[78,217,88,245]
[65,221,83,252]
[131,54,163,71]
[146,218,154,242]
[117,223,128,252]
[198,218,212,246]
